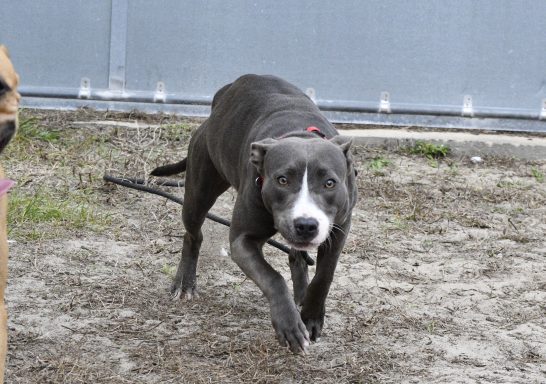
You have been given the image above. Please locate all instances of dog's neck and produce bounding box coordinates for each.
[276,126,327,140]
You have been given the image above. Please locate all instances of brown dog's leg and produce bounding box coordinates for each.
[0,44,19,383]
[0,166,8,383]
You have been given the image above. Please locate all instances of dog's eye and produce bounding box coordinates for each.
[324,179,336,189]
[277,176,288,185]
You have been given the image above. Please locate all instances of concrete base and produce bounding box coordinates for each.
[70,119,546,161]
[344,128,546,160]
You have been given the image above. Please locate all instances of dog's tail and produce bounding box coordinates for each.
[150,158,187,176]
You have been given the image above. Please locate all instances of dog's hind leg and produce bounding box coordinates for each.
[170,136,229,300]
[289,249,309,306]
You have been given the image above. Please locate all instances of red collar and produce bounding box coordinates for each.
[276,126,327,140]
[305,126,326,138]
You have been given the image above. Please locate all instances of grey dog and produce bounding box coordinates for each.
[152,74,357,353]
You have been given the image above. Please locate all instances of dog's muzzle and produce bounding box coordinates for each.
[0,120,16,154]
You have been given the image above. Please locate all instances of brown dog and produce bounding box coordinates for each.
[0,45,20,382]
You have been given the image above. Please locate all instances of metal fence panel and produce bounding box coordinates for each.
[1,0,545,130]
[1,0,112,91]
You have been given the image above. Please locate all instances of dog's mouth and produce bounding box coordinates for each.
[288,241,319,252]
[0,120,16,154]
[282,235,323,252]
[276,222,329,252]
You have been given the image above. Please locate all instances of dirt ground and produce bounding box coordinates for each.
[2,109,545,383]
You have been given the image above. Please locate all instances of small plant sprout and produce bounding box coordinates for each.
[161,264,176,278]
[368,157,391,175]
[530,166,544,183]
[409,141,450,160]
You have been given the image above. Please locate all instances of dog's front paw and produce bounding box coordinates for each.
[300,306,325,341]
[271,301,310,354]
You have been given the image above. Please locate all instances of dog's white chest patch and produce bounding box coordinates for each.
[292,168,330,244]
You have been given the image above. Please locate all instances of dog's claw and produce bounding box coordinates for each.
[171,287,198,301]
[304,319,322,341]
[301,305,325,342]
[171,288,182,301]
[277,329,309,354]
[184,290,199,301]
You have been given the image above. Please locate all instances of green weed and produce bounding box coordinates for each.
[427,158,439,168]
[160,123,193,142]
[427,320,436,334]
[161,264,176,278]
[8,189,110,239]
[409,141,450,160]
[530,167,544,183]
[16,117,61,143]
[368,157,391,175]
[447,162,459,176]
[4,115,66,164]
[386,217,410,231]
[511,207,525,215]
[496,180,525,189]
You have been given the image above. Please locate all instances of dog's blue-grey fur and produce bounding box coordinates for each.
[152,74,357,353]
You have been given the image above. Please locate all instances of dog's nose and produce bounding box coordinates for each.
[294,217,319,240]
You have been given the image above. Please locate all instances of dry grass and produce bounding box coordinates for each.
[3,109,546,383]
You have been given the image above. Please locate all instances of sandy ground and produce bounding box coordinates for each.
[2,110,545,383]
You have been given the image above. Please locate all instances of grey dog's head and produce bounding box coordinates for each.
[250,136,354,251]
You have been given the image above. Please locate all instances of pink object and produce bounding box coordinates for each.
[0,179,14,197]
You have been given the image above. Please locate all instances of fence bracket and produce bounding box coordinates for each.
[78,78,91,99]
[462,95,473,117]
[379,91,391,113]
[154,81,166,103]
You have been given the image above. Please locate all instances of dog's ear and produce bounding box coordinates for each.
[330,136,353,157]
[330,135,355,176]
[0,45,10,57]
[250,138,277,174]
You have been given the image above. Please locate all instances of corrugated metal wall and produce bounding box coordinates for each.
[2,0,546,131]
